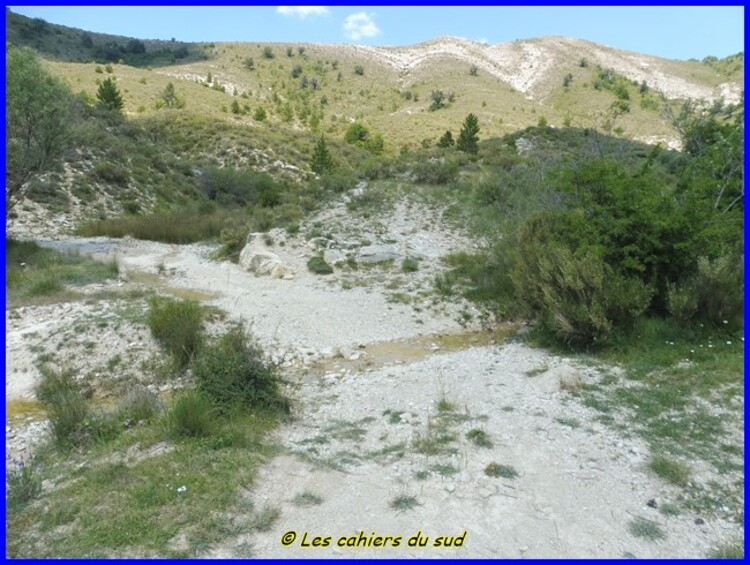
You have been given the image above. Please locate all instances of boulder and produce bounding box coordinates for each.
[324,249,347,265]
[357,244,402,264]
[239,232,294,279]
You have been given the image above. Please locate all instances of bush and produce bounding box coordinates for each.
[513,240,653,346]
[411,158,459,185]
[307,255,333,275]
[146,297,204,369]
[192,324,289,413]
[693,255,743,330]
[93,160,130,185]
[319,169,358,194]
[164,391,216,438]
[199,166,280,207]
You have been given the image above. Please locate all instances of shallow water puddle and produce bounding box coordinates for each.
[128,271,217,301]
[308,324,518,377]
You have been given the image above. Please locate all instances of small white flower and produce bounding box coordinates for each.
[708,344,713,348]
[726,341,732,345]
[690,349,695,354]
[177,485,187,493]
[723,320,728,324]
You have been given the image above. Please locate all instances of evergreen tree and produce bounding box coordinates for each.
[456,113,480,154]
[96,77,124,112]
[310,135,334,174]
[437,130,455,148]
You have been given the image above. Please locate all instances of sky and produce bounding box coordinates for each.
[8,5,745,61]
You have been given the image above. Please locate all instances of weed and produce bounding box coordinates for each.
[466,428,493,448]
[627,517,665,541]
[485,462,518,479]
[414,470,429,481]
[436,397,457,413]
[430,463,458,476]
[649,456,691,487]
[658,503,681,517]
[252,504,281,532]
[390,495,420,513]
[555,417,581,429]
[292,491,323,507]
[524,365,549,378]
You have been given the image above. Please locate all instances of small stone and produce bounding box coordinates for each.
[694,517,705,526]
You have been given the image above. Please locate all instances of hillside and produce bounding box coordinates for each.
[7,10,743,153]
[5,10,744,560]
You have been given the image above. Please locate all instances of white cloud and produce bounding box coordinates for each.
[343,12,381,40]
[277,6,329,18]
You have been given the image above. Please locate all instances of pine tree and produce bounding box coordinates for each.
[437,130,455,148]
[96,77,124,112]
[456,113,480,154]
[310,135,333,174]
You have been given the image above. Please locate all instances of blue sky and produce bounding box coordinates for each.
[8,5,744,61]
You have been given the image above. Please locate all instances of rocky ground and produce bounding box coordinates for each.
[5,187,743,557]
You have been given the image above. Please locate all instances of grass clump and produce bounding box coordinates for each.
[146,297,204,369]
[116,384,163,424]
[401,257,419,273]
[6,458,43,511]
[252,504,281,532]
[307,255,333,275]
[466,428,493,448]
[192,323,290,414]
[710,540,744,558]
[390,495,420,513]
[649,456,691,487]
[291,491,323,507]
[485,462,518,479]
[35,365,90,447]
[164,391,216,439]
[627,517,666,541]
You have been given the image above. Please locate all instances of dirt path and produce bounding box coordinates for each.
[5,196,741,557]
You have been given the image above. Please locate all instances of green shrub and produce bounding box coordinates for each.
[307,255,333,275]
[146,297,204,369]
[6,458,42,510]
[192,324,289,413]
[199,166,280,207]
[411,158,459,185]
[666,282,699,322]
[93,160,130,185]
[693,255,743,330]
[217,224,249,260]
[485,462,518,479]
[319,169,358,194]
[164,391,216,438]
[513,240,652,346]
